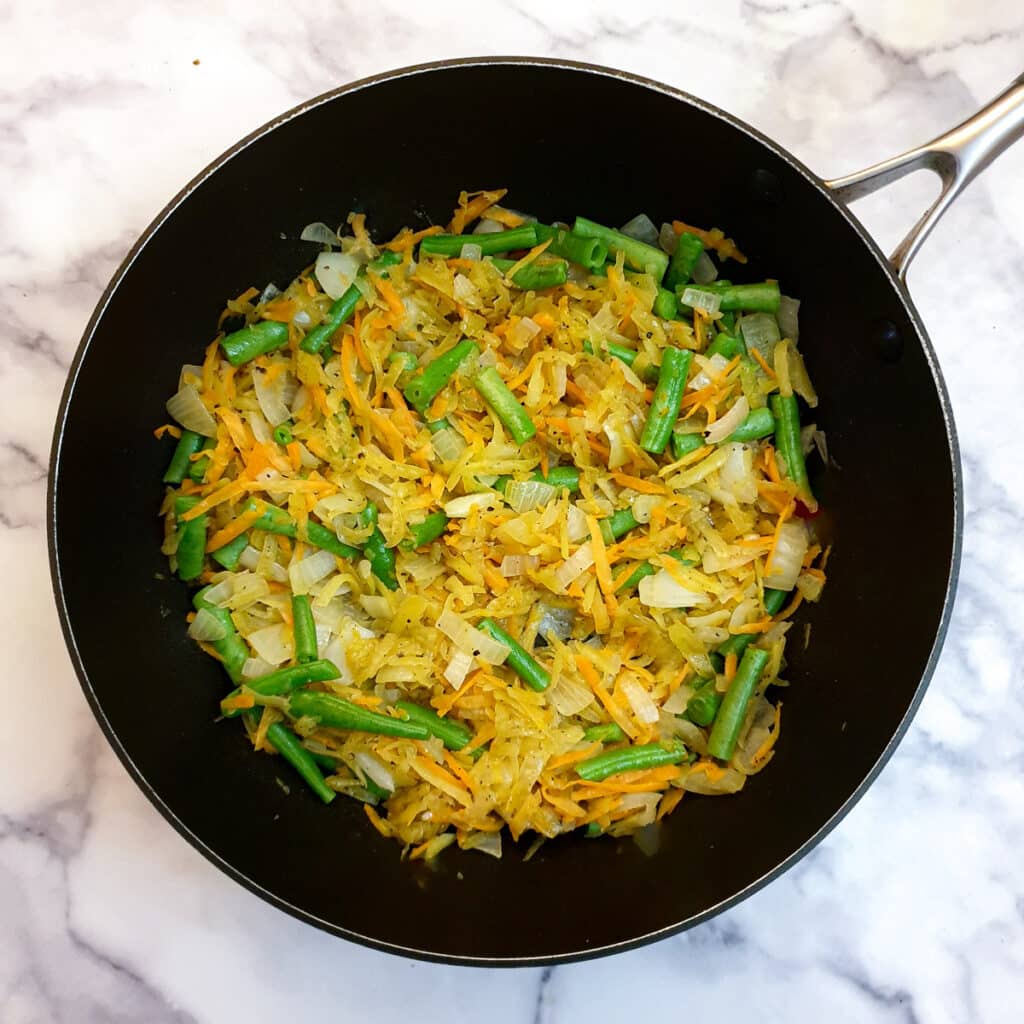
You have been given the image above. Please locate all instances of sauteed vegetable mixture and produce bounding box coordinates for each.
[158,190,828,860]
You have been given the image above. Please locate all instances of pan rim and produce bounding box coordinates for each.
[47,55,963,966]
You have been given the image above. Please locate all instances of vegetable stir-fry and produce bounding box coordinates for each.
[158,190,828,860]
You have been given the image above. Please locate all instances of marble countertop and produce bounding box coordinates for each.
[4,1,1024,1020]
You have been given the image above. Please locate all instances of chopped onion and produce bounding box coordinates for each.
[661,686,693,715]
[789,347,818,407]
[741,312,781,361]
[554,542,595,591]
[443,493,500,518]
[463,830,502,859]
[247,623,292,665]
[679,287,722,315]
[314,251,360,299]
[253,367,293,426]
[202,579,234,606]
[453,273,482,308]
[178,364,204,389]
[288,549,337,594]
[242,656,275,680]
[239,545,287,582]
[692,249,719,285]
[354,751,395,793]
[566,504,590,543]
[620,675,660,724]
[509,316,541,349]
[619,213,659,246]
[500,554,539,577]
[293,310,312,327]
[258,282,281,304]
[360,595,392,619]
[431,427,466,464]
[719,443,758,503]
[658,222,678,255]
[166,384,217,437]
[437,608,510,664]
[505,480,556,513]
[705,397,750,444]
[471,218,505,235]
[688,353,729,392]
[548,674,594,716]
[187,608,227,642]
[796,571,825,602]
[632,493,664,525]
[459,242,483,261]
[777,295,800,340]
[701,545,759,574]
[291,385,309,417]
[444,649,475,688]
[300,222,340,247]
[764,521,809,591]
[245,409,272,444]
[537,605,575,642]
[638,569,708,608]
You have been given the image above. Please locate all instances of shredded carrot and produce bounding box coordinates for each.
[750,702,782,770]
[485,204,525,228]
[204,504,263,552]
[657,788,685,821]
[179,479,246,521]
[586,516,618,611]
[153,424,182,440]
[449,188,507,234]
[731,618,773,635]
[724,652,738,683]
[751,348,776,377]
[503,237,553,281]
[222,692,255,712]
[774,590,804,621]
[611,472,666,495]
[671,221,747,263]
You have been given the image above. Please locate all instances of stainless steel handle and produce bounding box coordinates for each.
[824,73,1024,282]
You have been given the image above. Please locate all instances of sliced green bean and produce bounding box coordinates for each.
[188,438,216,484]
[401,511,449,550]
[163,430,204,484]
[403,340,479,414]
[193,586,249,684]
[683,679,722,727]
[728,407,775,442]
[583,722,626,744]
[694,281,781,314]
[420,225,538,257]
[244,499,360,559]
[770,393,814,503]
[473,366,536,444]
[708,647,771,760]
[394,701,471,750]
[300,285,362,355]
[533,224,608,270]
[221,320,289,366]
[288,690,431,740]
[489,256,568,290]
[640,347,693,455]
[291,593,317,664]
[266,722,336,804]
[174,496,207,581]
[705,333,746,360]
[478,618,550,692]
[357,503,398,590]
[304,521,361,560]
[576,740,687,781]
[615,549,694,593]
[210,532,249,571]
[653,287,679,320]
[221,659,341,717]
[665,232,704,290]
[671,432,706,460]
[272,423,293,445]
[600,508,639,544]
[573,216,669,281]
[368,250,403,275]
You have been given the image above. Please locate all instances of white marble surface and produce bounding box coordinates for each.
[3,1,1024,1020]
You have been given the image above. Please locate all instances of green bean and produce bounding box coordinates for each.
[291,593,317,664]
[272,423,293,445]
[653,287,679,320]
[705,333,746,360]
[599,508,639,544]
[665,232,704,290]
[694,281,781,314]
[299,284,362,355]
[188,438,216,484]
[583,722,626,744]
[304,521,361,560]
[770,393,814,503]
[573,216,669,281]
[163,430,204,484]
[489,256,568,290]
[244,499,360,559]
[401,511,449,550]
[210,532,249,571]
[728,407,775,442]
[532,224,608,269]
[585,822,603,837]
[473,366,536,444]
[308,749,340,773]
[708,647,771,760]
[576,740,687,781]
[368,250,403,275]
[193,587,249,683]
[357,503,398,590]
[477,618,550,691]
[266,722,336,804]
[538,466,581,492]
[671,431,706,460]
[683,678,722,727]
[221,320,289,366]
[245,499,297,537]
[615,560,657,593]
[639,347,693,455]
[288,690,431,740]
[403,340,479,414]
[174,496,207,581]
[394,701,471,750]
[420,225,539,258]
[220,659,342,717]
[716,589,788,660]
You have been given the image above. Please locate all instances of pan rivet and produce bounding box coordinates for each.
[873,319,903,363]
[749,169,783,206]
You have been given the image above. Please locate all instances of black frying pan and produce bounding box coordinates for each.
[48,59,1024,965]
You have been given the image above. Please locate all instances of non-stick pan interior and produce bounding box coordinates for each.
[51,60,958,963]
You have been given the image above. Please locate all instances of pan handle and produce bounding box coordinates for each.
[824,73,1024,282]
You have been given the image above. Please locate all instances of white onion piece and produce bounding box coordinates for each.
[178,364,204,389]
[239,545,288,582]
[314,251,361,299]
[187,608,227,642]
[288,549,338,594]
[242,656,275,680]
[796,571,825,602]
[554,542,595,591]
[471,218,505,235]
[443,493,500,518]
[300,222,340,247]
[620,676,660,724]
[688,354,729,392]
[354,752,395,793]
[453,273,481,308]
[244,409,272,444]
[432,427,466,464]
[566,504,590,543]
[247,623,293,665]
[459,242,483,261]
[258,282,281,304]
[293,310,312,327]
[679,287,722,315]
[444,649,475,688]
[764,521,809,591]
[777,295,800,340]
[505,480,556,513]
[705,397,750,444]
[166,384,217,437]
[692,249,719,284]
[509,316,541,349]
[661,687,693,715]
[436,608,510,664]
[741,312,781,360]
[252,367,292,426]
[359,595,392,620]
[632,494,663,525]
[619,213,659,246]
[638,569,708,608]
[537,605,575,642]
[202,579,234,606]
[720,444,758,504]
[291,385,309,417]
[500,554,539,577]
[464,830,502,859]
[547,674,594,716]
[658,222,679,255]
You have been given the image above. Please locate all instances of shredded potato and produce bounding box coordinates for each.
[160,194,828,856]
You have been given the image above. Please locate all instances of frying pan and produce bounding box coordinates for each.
[48,59,1024,965]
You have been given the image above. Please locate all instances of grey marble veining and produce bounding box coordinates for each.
[2,1,1023,1021]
